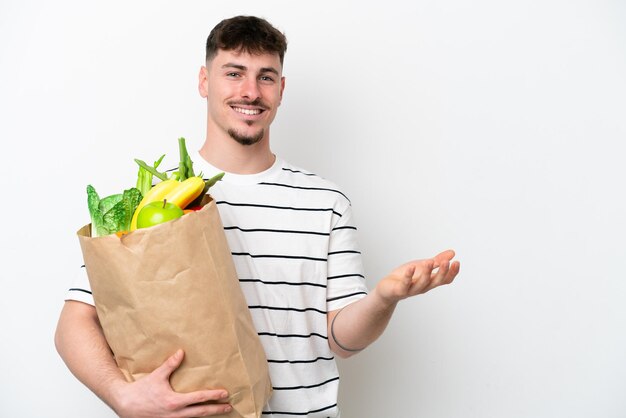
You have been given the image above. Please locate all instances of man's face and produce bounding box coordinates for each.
[199,49,285,146]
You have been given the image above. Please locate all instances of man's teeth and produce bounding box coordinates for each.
[234,107,261,115]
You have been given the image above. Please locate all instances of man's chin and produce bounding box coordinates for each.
[228,128,264,146]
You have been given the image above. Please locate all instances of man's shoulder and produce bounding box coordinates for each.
[275,160,352,207]
[278,160,348,192]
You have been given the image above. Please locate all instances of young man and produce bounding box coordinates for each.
[55,16,460,418]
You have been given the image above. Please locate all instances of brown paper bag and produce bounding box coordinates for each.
[77,196,272,418]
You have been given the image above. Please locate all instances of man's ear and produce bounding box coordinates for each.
[279,76,286,105]
[198,66,209,98]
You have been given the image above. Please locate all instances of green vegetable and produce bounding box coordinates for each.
[98,194,123,214]
[188,172,225,208]
[177,137,195,181]
[132,137,224,209]
[87,185,143,237]
[134,137,195,183]
[204,172,225,189]
[135,154,165,196]
[134,156,169,182]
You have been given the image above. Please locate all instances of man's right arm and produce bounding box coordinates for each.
[54,300,232,418]
[55,300,130,410]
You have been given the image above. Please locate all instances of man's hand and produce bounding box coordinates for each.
[375,249,460,305]
[55,301,231,418]
[111,349,231,418]
[327,250,460,357]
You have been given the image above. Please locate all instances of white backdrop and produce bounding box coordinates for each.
[1,1,625,417]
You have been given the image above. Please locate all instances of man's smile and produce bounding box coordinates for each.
[232,106,264,116]
[228,98,269,119]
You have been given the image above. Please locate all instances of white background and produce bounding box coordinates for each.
[1,1,625,417]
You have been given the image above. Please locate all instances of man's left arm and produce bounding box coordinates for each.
[328,250,460,358]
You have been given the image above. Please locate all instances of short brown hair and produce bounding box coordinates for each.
[206,16,288,65]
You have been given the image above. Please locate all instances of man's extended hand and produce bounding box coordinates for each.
[375,250,460,305]
[111,349,231,418]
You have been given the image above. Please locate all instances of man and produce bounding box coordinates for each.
[55,15,460,418]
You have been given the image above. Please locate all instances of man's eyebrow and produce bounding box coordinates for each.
[221,63,279,76]
[259,67,280,76]
[222,63,247,71]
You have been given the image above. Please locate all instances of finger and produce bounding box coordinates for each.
[446,260,461,283]
[435,260,460,288]
[428,260,450,289]
[409,260,435,294]
[397,264,416,294]
[184,401,232,416]
[154,349,184,381]
[434,249,455,266]
[403,264,417,281]
[433,259,450,280]
[176,389,229,408]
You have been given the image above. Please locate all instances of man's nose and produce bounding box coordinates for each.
[240,77,261,100]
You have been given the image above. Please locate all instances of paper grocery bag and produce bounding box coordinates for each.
[77,196,271,418]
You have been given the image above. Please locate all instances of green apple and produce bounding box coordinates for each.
[136,199,184,229]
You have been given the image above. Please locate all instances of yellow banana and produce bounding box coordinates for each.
[163,176,205,210]
[130,179,179,230]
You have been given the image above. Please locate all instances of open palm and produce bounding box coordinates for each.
[376,250,460,304]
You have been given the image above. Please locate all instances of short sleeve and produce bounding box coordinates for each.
[326,203,368,312]
[65,265,95,305]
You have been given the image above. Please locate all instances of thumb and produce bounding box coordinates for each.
[402,264,416,285]
[155,349,184,381]
[397,264,418,295]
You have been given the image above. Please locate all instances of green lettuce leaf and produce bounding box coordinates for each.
[98,194,123,214]
[87,185,142,237]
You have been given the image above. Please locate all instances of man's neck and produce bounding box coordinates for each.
[198,132,276,175]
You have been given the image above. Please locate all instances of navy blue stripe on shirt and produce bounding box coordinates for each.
[263,402,337,416]
[248,305,327,315]
[68,288,92,295]
[327,273,365,280]
[216,200,343,217]
[281,167,318,177]
[328,250,361,256]
[267,356,334,364]
[259,182,350,201]
[239,278,327,288]
[332,225,357,231]
[326,291,368,303]
[225,226,330,236]
[232,252,327,262]
[272,376,339,391]
[258,332,328,340]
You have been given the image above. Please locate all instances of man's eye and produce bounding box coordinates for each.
[260,76,275,82]
[226,72,241,78]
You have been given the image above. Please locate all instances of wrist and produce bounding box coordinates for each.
[372,283,400,310]
[106,378,132,416]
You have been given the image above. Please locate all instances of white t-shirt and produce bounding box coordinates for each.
[67,154,368,418]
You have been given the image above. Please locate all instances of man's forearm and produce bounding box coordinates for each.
[54,301,127,413]
[328,251,460,358]
[327,288,397,358]
[55,300,234,418]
